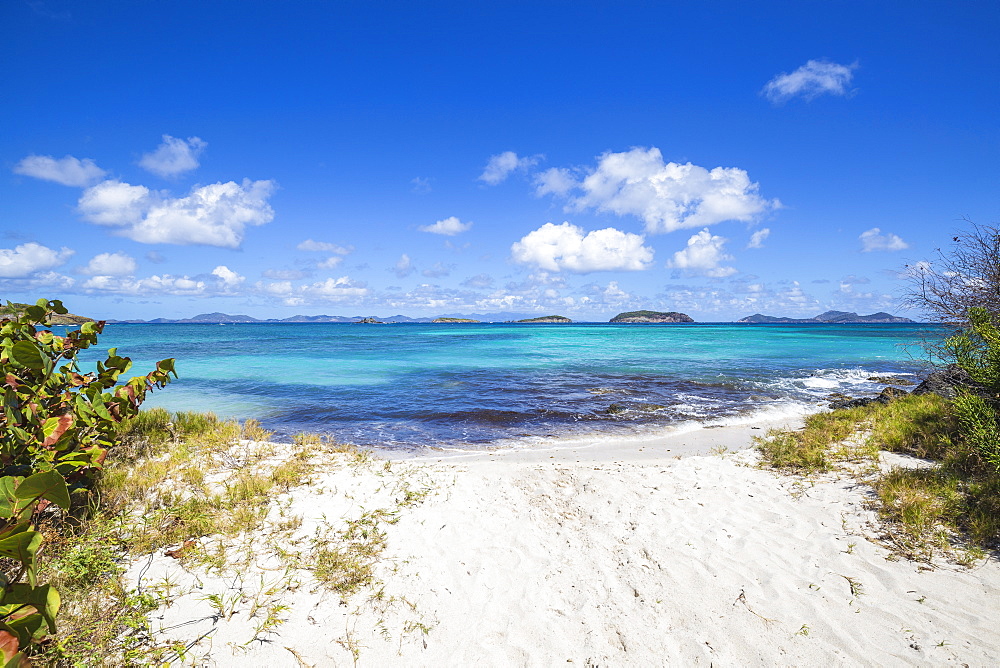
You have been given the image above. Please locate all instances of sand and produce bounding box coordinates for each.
[127,418,1000,666]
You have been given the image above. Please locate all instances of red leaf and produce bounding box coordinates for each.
[4,374,20,389]
[42,414,75,447]
[0,630,20,662]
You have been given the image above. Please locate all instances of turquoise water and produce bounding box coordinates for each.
[77,322,937,451]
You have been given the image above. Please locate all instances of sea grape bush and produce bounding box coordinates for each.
[0,470,70,665]
[0,298,175,662]
[1,298,176,484]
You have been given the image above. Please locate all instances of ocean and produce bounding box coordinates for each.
[80,322,939,452]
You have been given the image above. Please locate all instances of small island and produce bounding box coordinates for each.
[1,302,94,326]
[432,317,481,323]
[354,317,386,324]
[515,315,572,323]
[609,310,694,323]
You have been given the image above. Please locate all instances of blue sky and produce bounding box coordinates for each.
[2,1,998,321]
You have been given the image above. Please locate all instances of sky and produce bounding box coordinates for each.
[2,1,998,321]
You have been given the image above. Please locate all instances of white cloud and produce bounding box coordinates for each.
[145,250,167,264]
[534,167,576,197]
[546,147,777,234]
[78,178,275,248]
[211,265,244,288]
[300,276,369,301]
[747,228,770,249]
[14,154,107,187]
[296,239,352,254]
[0,242,74,278]
[419,216,473,236]
[860,227,909,252]
[479,151,541,185]
[511,222,654,273]
[77,180,151,226]
[668,228,737,278]
[394,254,415,278]
[80,251,136,276]
[82,273,207,295]
[318,256,343,269]
[763,60,857,103]
[410,177,431,194]
[256,280,293,296]
[138,135,207,178]
[16,155,103,188]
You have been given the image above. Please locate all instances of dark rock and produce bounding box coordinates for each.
[878,386,909,401]
[867,375,916,386]
[829,397,877,410]
[829,385,910,410]
[911,365,982,400]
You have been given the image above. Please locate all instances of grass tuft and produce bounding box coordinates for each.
[756,393,998,562]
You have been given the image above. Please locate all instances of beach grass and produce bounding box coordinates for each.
[755,393,999,561]
[34,410,430,665]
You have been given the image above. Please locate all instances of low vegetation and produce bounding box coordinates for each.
[1,299,433,664]
[35,410,433,664]
[756,364,999,564]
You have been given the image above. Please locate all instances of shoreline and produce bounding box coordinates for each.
[126,418,1000,666]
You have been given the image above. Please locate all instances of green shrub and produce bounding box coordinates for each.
[0,298,175,662]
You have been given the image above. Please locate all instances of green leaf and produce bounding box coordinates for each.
[9,343,44,371]
[0,479,21,520]
[0,532,41,574]
[14,470,70,511]
[23,306,45,323]
[0,584,59,636]
[80,321,98,335]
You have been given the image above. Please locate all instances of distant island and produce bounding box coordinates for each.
[737,311,914,324]
[432,317,481,323]
[610,310,694,323]
[516,315,571,323]
[354,317,386,324]
[1,302,94,326]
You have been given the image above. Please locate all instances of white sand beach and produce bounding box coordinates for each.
[129,420,1000,666]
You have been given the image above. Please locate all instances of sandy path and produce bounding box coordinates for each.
[131,423,1000,666]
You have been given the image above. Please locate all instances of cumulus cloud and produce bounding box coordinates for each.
[82,273,207,295]
[394,254,415,278]
[534,167,576,197]
[0,242,74,278]
[511,222,654,273]
[13,154,107,187]
[860,227,909,252]
[138,135,207,178]
[543,147,777,234]
[78,178,275,248]
[211,265,244,288]
[479,151,541,185]
[747,228,770,249]
[668,229,737,278]
[300,276,369,301]
[419,216,473,236]
[80,251,136,276]
[763,60,857,103]
[318,256,343,269]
